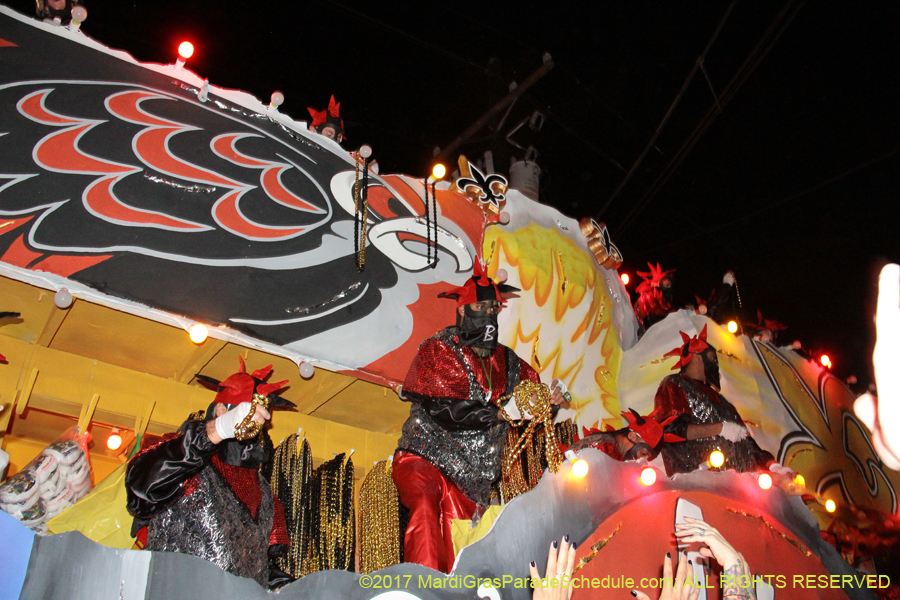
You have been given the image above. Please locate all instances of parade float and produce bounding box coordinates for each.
[0,5,897,600]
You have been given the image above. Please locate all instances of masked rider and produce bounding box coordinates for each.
[634,263,676,333]
[126,359,293,589]
[392,263,568,573]
[653,325,786,477]
[307,95,345,144]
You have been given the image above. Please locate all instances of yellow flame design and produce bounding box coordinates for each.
[485,223,623,428]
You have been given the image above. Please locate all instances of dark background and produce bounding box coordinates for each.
[8,0,899,386]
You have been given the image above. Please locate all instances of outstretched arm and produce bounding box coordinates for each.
[854,264,900,470]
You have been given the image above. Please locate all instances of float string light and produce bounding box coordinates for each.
[106,428,123,451]
[175,41,193,69]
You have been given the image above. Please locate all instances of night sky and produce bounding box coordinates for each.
[8,0,899,385]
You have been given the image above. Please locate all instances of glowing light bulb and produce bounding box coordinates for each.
[824,499,836,513]
[178,42,194,59]
[820,354,832,369]
[727,321,738,334]
[189,324,208,344]
[640,467,657,486]
[106,428,122,451]
[620,273,630,285]
[572,459,589,478]
[708,450,725,468]
[758,473,773,489]
[794,473,805,488]
[269,91,284,109]
[432,164,446,179]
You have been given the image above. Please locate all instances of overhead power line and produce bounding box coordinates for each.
[319,0,488,74]
[614,0,806,236]
[595,0,739,218]
[644,144,900,254]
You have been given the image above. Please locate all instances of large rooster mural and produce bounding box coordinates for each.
[1,8,898,600]
[0,9,493,385]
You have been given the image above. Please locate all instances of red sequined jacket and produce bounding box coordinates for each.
[653,373,774,475]
[401,328,540,430]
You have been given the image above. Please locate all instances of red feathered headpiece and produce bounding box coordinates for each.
[438,261,520,307]
[576,408,685,448]
[663,324,712,370]
[636,262,676,294]
[196,357,293,407]
[307,95,344,135]
[621,407,685,446]
[745,309,787,333]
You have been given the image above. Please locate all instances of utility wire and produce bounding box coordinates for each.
[521,92,626,172]
[596,0,739,218]
[317,0,488,74]
[615,0,806,236]
[643,143,900,254]
[421,0,655,155]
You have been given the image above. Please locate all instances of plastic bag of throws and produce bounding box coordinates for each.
[0,426,92,531]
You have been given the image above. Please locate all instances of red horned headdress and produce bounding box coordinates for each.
[307,95,344,137]
[636,262,676,294]
[663,324,712,370]
[621,408,685,446]
[745,309,787,333]
[573,407,685,449]
[438,261,520,307]
[195,356,294,408]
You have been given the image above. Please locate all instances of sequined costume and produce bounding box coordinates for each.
[394,326,540,572]
[126,420,289,588]
[654,374,774,475]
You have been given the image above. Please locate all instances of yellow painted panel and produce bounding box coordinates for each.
[49,302,199,379]
[310,379,409,436]
[200,345,356,414]
[1,435,46,476]
[0,276,56,344]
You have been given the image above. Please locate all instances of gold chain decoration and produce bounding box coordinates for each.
[358,460,400,573]
[270,434,315,577]
[352,151,370,271]
[316,453,356,571]
[556,419,578,449]
[495,381,563,501]
[234,393,270,441]
[726,508,811,557]
[497,418,578,502]
[573,523,621,574]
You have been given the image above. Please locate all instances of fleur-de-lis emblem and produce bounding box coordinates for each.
[455,160,508,209]
[754,343,900,515]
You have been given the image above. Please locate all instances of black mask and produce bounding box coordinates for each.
[659,278,674,305]
[457,304,499,350]
[42,0,72,22]
[702,351,721,390]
